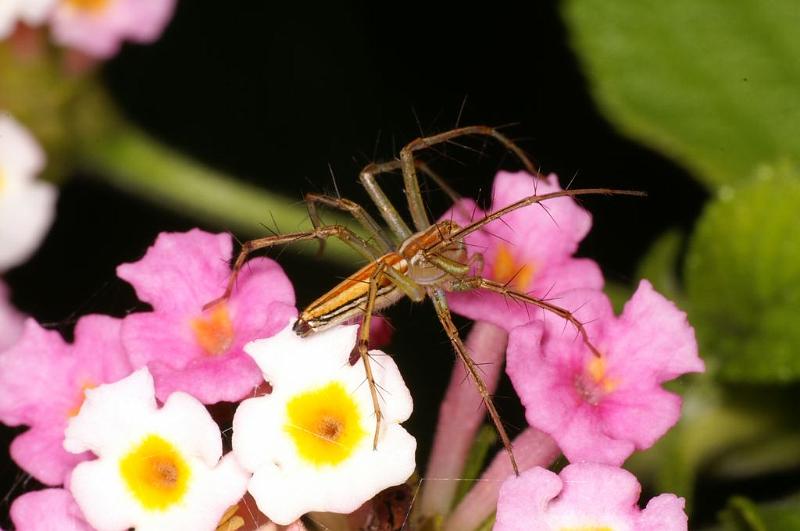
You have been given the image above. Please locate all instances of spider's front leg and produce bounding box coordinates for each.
[203,224,377,311]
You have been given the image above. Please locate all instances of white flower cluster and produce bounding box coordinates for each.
[63,324,416,529]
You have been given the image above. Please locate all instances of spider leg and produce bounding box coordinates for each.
[399,125,543,231]
[449,276,603,358]
[432,187,647,251]
[359,159,468,240]
[304,193,393,254]
[427,287,519,476]
[204,225,377,310]
[359,261,388,450]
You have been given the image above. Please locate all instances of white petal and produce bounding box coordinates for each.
[248,424,416,525]
[64,369,157,455]
[0,114,45,180]
[245,323,358,388]
[69,459,140,531]
[236,324,417,525]
[154,392,223,466]
[0,179,57,271]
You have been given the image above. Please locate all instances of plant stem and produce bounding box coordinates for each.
[76,121,363,265]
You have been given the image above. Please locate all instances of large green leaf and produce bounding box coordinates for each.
[685,164,800,381]
[562,0,800,188]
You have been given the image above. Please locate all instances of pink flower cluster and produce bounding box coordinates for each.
[0,170,703,530]
[423,171,703,528]
[0,229,296,528]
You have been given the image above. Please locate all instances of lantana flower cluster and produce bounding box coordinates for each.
[0,229,416,530]
[0,170,703,530]
[0,0,176,58]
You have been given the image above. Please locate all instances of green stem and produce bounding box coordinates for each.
[76,120,363,265]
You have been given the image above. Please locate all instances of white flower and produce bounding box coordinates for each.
[64,368,250,531]
[0,114,57,272]
[0,0,57,39]
[233,323,416,525]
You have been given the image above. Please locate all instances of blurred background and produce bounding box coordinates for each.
[4,1,799,529]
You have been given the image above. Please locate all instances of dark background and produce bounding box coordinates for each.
[3,1,710,527]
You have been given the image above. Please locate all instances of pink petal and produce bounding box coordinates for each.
[50,0,176,58]
[441,173,602,331]
[117,229,234,313]
[0,319,74,425]
[118,230,296,404]
[148,351,263,404]
[610,280,704,380]
[637,494,688,530]
[600,386,683,450]
[9,424,90,486]
[72,315,132,384]
[495,464,687,531]
[494,467,562,531]
[10,489,92,531]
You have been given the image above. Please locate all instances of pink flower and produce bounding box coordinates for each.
[49,0,176,58]
[494,463,687,531]
[0,279,25,351]
[506,280,704,465]
[0,315,131,485]
[10,489,92,531]
[440,171,603,331]
[117,229,296,404]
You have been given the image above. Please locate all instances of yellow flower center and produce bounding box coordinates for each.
[562,527,613,531]
[191,303,234,356]
[119,434,192,511]
[574,355,617,405]
[64,0,109,12]
[284,381,367,466]
[492,243,535,291]
[0,167,6,194]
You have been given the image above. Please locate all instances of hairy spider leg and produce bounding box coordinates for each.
[399,125,544,232]
[424,186,647,356]
[202,225,377,311]
[427,287,520,476]
[304,193,393,256]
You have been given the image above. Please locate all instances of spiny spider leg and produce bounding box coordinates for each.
[400,125,543,232]
[449,276,603,358]
[427,287,519,476]
[202,225,377,311]
[358,261,388,449]
[304,193,393,254]
[432,187,648,252]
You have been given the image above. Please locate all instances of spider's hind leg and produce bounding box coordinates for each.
[427,287,520,475]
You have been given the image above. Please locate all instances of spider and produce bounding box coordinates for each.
[205,125,643,474]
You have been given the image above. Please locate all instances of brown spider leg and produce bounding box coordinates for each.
[203,225,377,311]
[304,193,393,254]
[431,187,647,252]
[427,287,520,476]
[451,277,603,358]
[400,125,544,231]
[358,261,388,450]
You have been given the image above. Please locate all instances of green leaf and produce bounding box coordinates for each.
[562,0,800,188]
[719,494,800,531]
[636,229,685,303]
[685,164,800,381]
